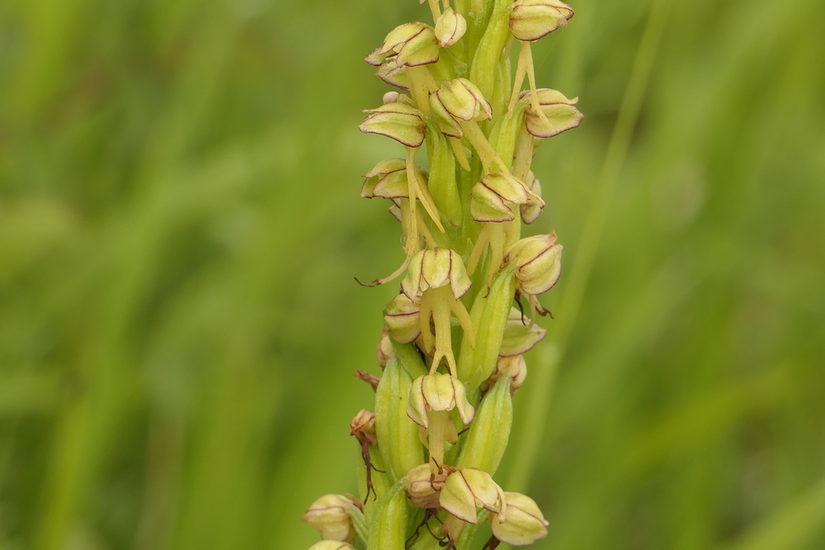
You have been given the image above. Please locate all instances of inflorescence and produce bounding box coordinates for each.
[304,0,582,548]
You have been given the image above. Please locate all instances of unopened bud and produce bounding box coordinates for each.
[471,173,531,223]
[384,293,421,344]
[492,355,528,391]
[302,494,356,542]
[500,307,546,356]
[440,468,504,524]
[520,172,543,224]
[457,376,513,473]
[350,410,377,446]
[505,233,563,295]
[407,373,475,428]
[433,78,492,122]
[401,248,472,302]
[365,22,439,68]
[510,0,574,42]
[359,102,426,148]
[434,8,467,47]
[404,463,447,508]
[490,492,549,546]
[522,88,583,139]
[377,329,394,369]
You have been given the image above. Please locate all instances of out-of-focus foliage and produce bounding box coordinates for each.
[0,0,823,549]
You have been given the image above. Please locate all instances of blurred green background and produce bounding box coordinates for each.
[1,0,824,548]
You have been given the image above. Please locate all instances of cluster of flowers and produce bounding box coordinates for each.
[304,0,582,548]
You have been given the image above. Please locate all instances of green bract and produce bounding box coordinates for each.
[435,8,468,47]
[302,494,357,542]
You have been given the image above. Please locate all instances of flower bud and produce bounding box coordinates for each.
[384,293,421,344]
[433,78,493,122]
[505,233,563,295]
[365,22,439,68]
[377,329,394,369]
[404,463,447,508]
[510,0,574,42]
[302,494,356,542]
[308,541,355,550]
[469,0,514,100]
[359,102,426,148]
[350,409,377,446]
[500,307,546,356]
[470,172,531,223]
[407,373,475,428]
[522,88,583,138]
[490,492,549,546]
[434,8,467,47]
[440,468,504,524]
[490,355,528,391]
[520,172,543,223]
[401,248,472,302]
[382,90,401,104]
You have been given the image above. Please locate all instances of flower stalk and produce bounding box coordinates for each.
[304,0,582,547]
